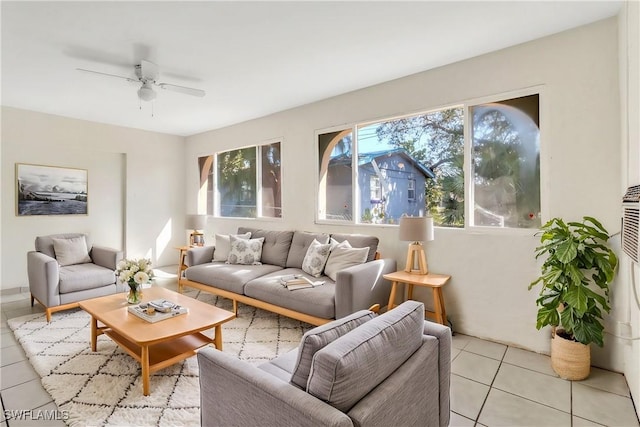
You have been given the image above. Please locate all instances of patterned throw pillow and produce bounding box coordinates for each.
[212,232,251,262]
[226,235,265,265]
[301,239,332,277]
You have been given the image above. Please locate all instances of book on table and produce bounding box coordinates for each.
[279,275,325,291]
[127,299,189,323]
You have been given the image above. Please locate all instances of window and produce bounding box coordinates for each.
[470,94,540,228]
[198,141,281,218]
[408,178,416,202]
[317,90,540,229]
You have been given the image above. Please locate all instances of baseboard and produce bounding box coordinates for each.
[1,286,30,296]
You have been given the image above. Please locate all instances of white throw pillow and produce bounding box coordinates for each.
[324,241,370,281]
[52,236,92,266]
[301,239,332,277]
[213,232,251,262]
[226,235,265,265]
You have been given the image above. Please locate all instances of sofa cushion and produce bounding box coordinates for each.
[286,231,330,269]
[306,301,425,412]
[185,263,282,294]
[330,233,378,262]
[52,236,92,266]
[213,232,251,262]
[238,228,294,268]
[258,349,299,383]
[301,239,332,278]
[244,269,336,319]
[227,236,264,265]
[290,309,376,389]
[59,263,116,294]
[35,233,91,259]
[324,241,370,281]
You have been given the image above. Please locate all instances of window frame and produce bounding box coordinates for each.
[199,138,283,220]
[315,85,545,233]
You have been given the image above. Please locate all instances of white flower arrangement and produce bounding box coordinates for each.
[116,258,154,290]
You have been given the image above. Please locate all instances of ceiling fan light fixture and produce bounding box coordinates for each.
[137,83,156,102]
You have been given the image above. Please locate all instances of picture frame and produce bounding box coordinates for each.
[16,163,88,216]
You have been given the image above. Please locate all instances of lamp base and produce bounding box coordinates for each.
[404,242,428,275]
[190,231,204,247]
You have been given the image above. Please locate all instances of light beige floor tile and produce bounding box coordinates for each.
[493,362,571,412]
[452,351,500,385]
[1,379,53,411]
[573,383,639,427]
[1,332,18,349]
[479,388,571,426]
[503,346,556,376]
[6,401,65,427]
[577,366,631,397]
[4,305,45,320]
[450,374,490,420]
[572,415,605,426]
[464,336,507,360]
[451,347,462,361]
[452,333,472,350]
[0,360,39,390]
[449,411,475,426]
[1,344,27,366]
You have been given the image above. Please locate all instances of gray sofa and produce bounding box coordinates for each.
[198,300,451,427]
[180,227,396,325]
[27,233,124,322]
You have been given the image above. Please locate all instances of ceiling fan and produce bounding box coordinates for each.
[77,59,205,101]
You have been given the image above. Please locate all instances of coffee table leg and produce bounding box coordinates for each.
[90,316,97,352]
[214,325,223,350]
[141,345,150,396]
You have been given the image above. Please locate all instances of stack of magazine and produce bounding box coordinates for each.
[128,299,188,323]
[279,274,325,291]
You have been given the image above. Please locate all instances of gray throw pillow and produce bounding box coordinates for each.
[52,236,92,266]
[290,309,376,389]
[306,301,425,412]
[226,236,264,265]
[324,240,370,281]
[301,239,332,277]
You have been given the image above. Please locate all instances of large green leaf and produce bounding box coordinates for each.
[536,306,559,329]
[556,238,578,264]
[564,285,588,314]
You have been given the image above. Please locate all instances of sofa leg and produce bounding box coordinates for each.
[233,300,238,315]
[45,309,52,323]
[30,294,35,307]
[368,304,381,314]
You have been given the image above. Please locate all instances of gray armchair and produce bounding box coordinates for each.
[198,301,451,427]
[27,233,124,321]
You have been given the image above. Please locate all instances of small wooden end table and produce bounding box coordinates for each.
[176,245,190,280]
[383,270,451,325]
[79,286,235,396]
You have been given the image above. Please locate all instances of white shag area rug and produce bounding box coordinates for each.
[8,290,311,427]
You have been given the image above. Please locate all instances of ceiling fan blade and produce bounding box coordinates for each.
[140,59,159,81]
[158,83,206,97]
[76,68,138,83]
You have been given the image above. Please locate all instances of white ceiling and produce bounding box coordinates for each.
[1,1,623,137]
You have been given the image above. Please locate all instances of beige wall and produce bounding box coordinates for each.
[186,18,624,368]
[1,108,186,289]
[618,0,640,413]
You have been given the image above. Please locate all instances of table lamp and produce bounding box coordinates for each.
[399,215,434,274]
[186,214,206,246]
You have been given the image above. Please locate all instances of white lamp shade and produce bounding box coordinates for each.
[399,216,434,242]
[186,214,206,231]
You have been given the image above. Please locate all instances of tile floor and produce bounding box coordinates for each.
[1,270,639,426]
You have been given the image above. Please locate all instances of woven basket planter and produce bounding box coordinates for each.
[551,329,590,380]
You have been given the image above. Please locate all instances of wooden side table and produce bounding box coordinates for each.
[383,270,451,325]
[176,246,190,280]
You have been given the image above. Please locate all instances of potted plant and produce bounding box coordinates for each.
[529,216,618,380]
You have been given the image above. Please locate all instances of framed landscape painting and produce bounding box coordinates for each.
[16,163,88,216]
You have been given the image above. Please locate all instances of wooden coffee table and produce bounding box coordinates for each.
[79,286,235,396]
